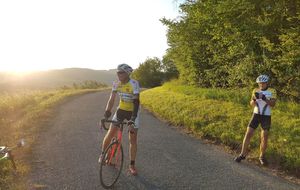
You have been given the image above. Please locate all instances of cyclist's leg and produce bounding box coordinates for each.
[128,131,138,175]
[129,129,138,162]
[240,127,255,156]
[260,130,268,156]
[101,110,121,153]
[128,112,139,175]
[102,124,118,152]
[240,114,259,156]
[259,115,271,160]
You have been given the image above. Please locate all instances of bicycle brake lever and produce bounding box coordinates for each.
[101,119,105,127]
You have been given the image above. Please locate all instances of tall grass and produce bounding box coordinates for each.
[141,81,300,176]
[0,88,102,190]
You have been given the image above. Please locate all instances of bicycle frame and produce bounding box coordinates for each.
[0,139,25,170]
[104,120,126,166]
[99,119,128,188]
[0,146,11,161]
[1,147,17,169]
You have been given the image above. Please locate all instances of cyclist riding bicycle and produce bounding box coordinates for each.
[100,63,140,175]
[235,75,277,165]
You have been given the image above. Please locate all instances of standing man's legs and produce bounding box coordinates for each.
[260,129,268,158]
[235,127,255,162]
[258,130,269,165]
[259,115,271,165]
[235,114,259,162]
[240,127,255,156]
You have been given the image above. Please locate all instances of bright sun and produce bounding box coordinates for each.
[2,65,38,76]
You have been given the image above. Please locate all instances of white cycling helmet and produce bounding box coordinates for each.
[117,63,133,75]
[256,75,269,83]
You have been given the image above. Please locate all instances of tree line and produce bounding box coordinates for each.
[133,0,299,101]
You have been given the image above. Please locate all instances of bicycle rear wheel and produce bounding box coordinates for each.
[99,141,124,189]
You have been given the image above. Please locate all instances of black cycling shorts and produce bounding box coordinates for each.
[112,109,140,128]
[248,114,271,131]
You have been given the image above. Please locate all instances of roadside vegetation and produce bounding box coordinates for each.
[160,0,300,102]
[0,81,107,190]
[133,0,299,179]
[140,81,300,177]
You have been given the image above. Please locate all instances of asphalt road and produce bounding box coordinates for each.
[29,91,299,190]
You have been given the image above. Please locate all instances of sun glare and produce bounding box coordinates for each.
[10,71,35,77]
[2,66,39,76]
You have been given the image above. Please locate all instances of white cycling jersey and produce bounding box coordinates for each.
[252,88,276,116]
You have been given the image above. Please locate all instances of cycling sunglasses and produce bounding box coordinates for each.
[117,71,126,74]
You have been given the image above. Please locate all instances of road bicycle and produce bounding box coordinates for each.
[0,139,25,170]
[99,119,128,189]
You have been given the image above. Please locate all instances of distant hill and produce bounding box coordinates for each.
[0,68,117,91]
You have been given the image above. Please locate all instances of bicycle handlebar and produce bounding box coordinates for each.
[100,119,128,131]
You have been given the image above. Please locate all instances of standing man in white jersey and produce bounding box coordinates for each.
[100,63,140,175]
[234,75,277,165]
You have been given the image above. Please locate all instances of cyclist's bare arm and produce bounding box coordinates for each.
[131,94,140,120]
[105,91,117,112]
[250,94,257,107]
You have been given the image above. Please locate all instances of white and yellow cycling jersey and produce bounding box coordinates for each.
[252,88,277,116]
[112,79,140,111]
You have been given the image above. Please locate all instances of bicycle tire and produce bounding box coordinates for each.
[99,141,124,189]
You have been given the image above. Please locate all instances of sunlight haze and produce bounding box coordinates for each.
[0,0,180,72]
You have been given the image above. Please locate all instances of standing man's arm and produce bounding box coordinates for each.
[250,99,257,107]
[262,89,277,107]
[250,89,257,107]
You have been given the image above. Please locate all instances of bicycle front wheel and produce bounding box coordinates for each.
[99,141,124,189]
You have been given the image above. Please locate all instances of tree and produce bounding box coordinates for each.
[132,57,164,88]
[162,55,179,81]
[161,0,300,100]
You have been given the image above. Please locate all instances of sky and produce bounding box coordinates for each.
[0,0,181,72]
